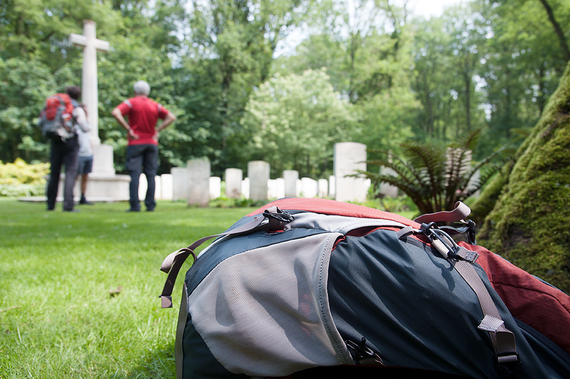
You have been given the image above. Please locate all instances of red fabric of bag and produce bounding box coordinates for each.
[248,197,419,227]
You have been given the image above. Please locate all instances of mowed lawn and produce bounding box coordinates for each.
[0,198,255,378]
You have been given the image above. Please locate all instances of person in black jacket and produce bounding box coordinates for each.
[45,86,90,212]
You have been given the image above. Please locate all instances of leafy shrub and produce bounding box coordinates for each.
[209,195,266,208]
[0,158,49,185]
[0,184,45,197]
[0,158,49,196]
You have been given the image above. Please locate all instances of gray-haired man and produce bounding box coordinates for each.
[111,81,176,212]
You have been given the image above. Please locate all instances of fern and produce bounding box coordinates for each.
[359,130,503,214]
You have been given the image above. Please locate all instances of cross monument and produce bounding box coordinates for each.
[54,20,130,202]
[69,20,110,145]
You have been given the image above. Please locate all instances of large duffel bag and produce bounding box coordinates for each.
[159,198,570,378]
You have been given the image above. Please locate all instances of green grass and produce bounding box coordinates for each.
[0,198,255,378]
[0,196,418,378]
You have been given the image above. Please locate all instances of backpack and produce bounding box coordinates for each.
[159,198,570,379]
[37,93,76,141]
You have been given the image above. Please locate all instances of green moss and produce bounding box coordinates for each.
[469,160,514,226]
[478,61,570,293]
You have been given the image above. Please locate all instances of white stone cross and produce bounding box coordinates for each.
[69,20,110,145]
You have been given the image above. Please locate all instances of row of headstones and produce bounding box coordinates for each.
[137,141,481,204]
[139,142,393,204]
[138,163,380,204]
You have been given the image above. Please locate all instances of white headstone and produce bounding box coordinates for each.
[187,159,210,206]
[267,179,277,199]
[171,167,188,201]
[248,161,270,201]
[334,142,367,202]
[241,178,250,199]
[161,174,173,200]
[296,179,302,197]
[275,178,285,199]
[209,177,221,199]
[225,168,243,199]
[318,179,328,198]
[379,167,399,198]
[138,174,148,200]
[283,170,299,198]
[90,144,115,176]
[155,175,162,200]
[329,175,336,198]
[301,177,318,198]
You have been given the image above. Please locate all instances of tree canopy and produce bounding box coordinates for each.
[0,0,569,179]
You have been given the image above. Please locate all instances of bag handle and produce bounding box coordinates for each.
[412,201,476,244]
[159,206,293,308]
[413,201,471,224]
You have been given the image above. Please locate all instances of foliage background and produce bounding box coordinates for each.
[1,0,568,179]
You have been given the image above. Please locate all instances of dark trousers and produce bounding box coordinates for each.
[46,136,79,211]
[126,144,159,211]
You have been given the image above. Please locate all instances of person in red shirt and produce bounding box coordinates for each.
[112,80,176,212]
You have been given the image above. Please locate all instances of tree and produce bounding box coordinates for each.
[488,0,569,62]
[475,0,570,157]
[273,0,419,158]
[410,4,488,141]
[537,0,570,62]
[240,69,355,178]
[178,0,308,174]
[410,17,454,139]
[0,58,54,163]
[443,5,488,136]
[477,61,570,293]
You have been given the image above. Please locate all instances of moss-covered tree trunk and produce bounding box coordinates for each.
[469,159,515,226]
[478,62,570,293]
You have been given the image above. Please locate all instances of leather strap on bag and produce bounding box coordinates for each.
[418,222,520,374]
[159,206,294,308]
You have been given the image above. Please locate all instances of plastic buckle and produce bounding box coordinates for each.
[495,352,520,365]
[421,222,460,259]
[346,337,383,365]
[495,352,522,378]
[263,207,294,223]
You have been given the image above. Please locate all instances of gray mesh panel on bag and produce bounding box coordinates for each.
[188,232,354,377]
